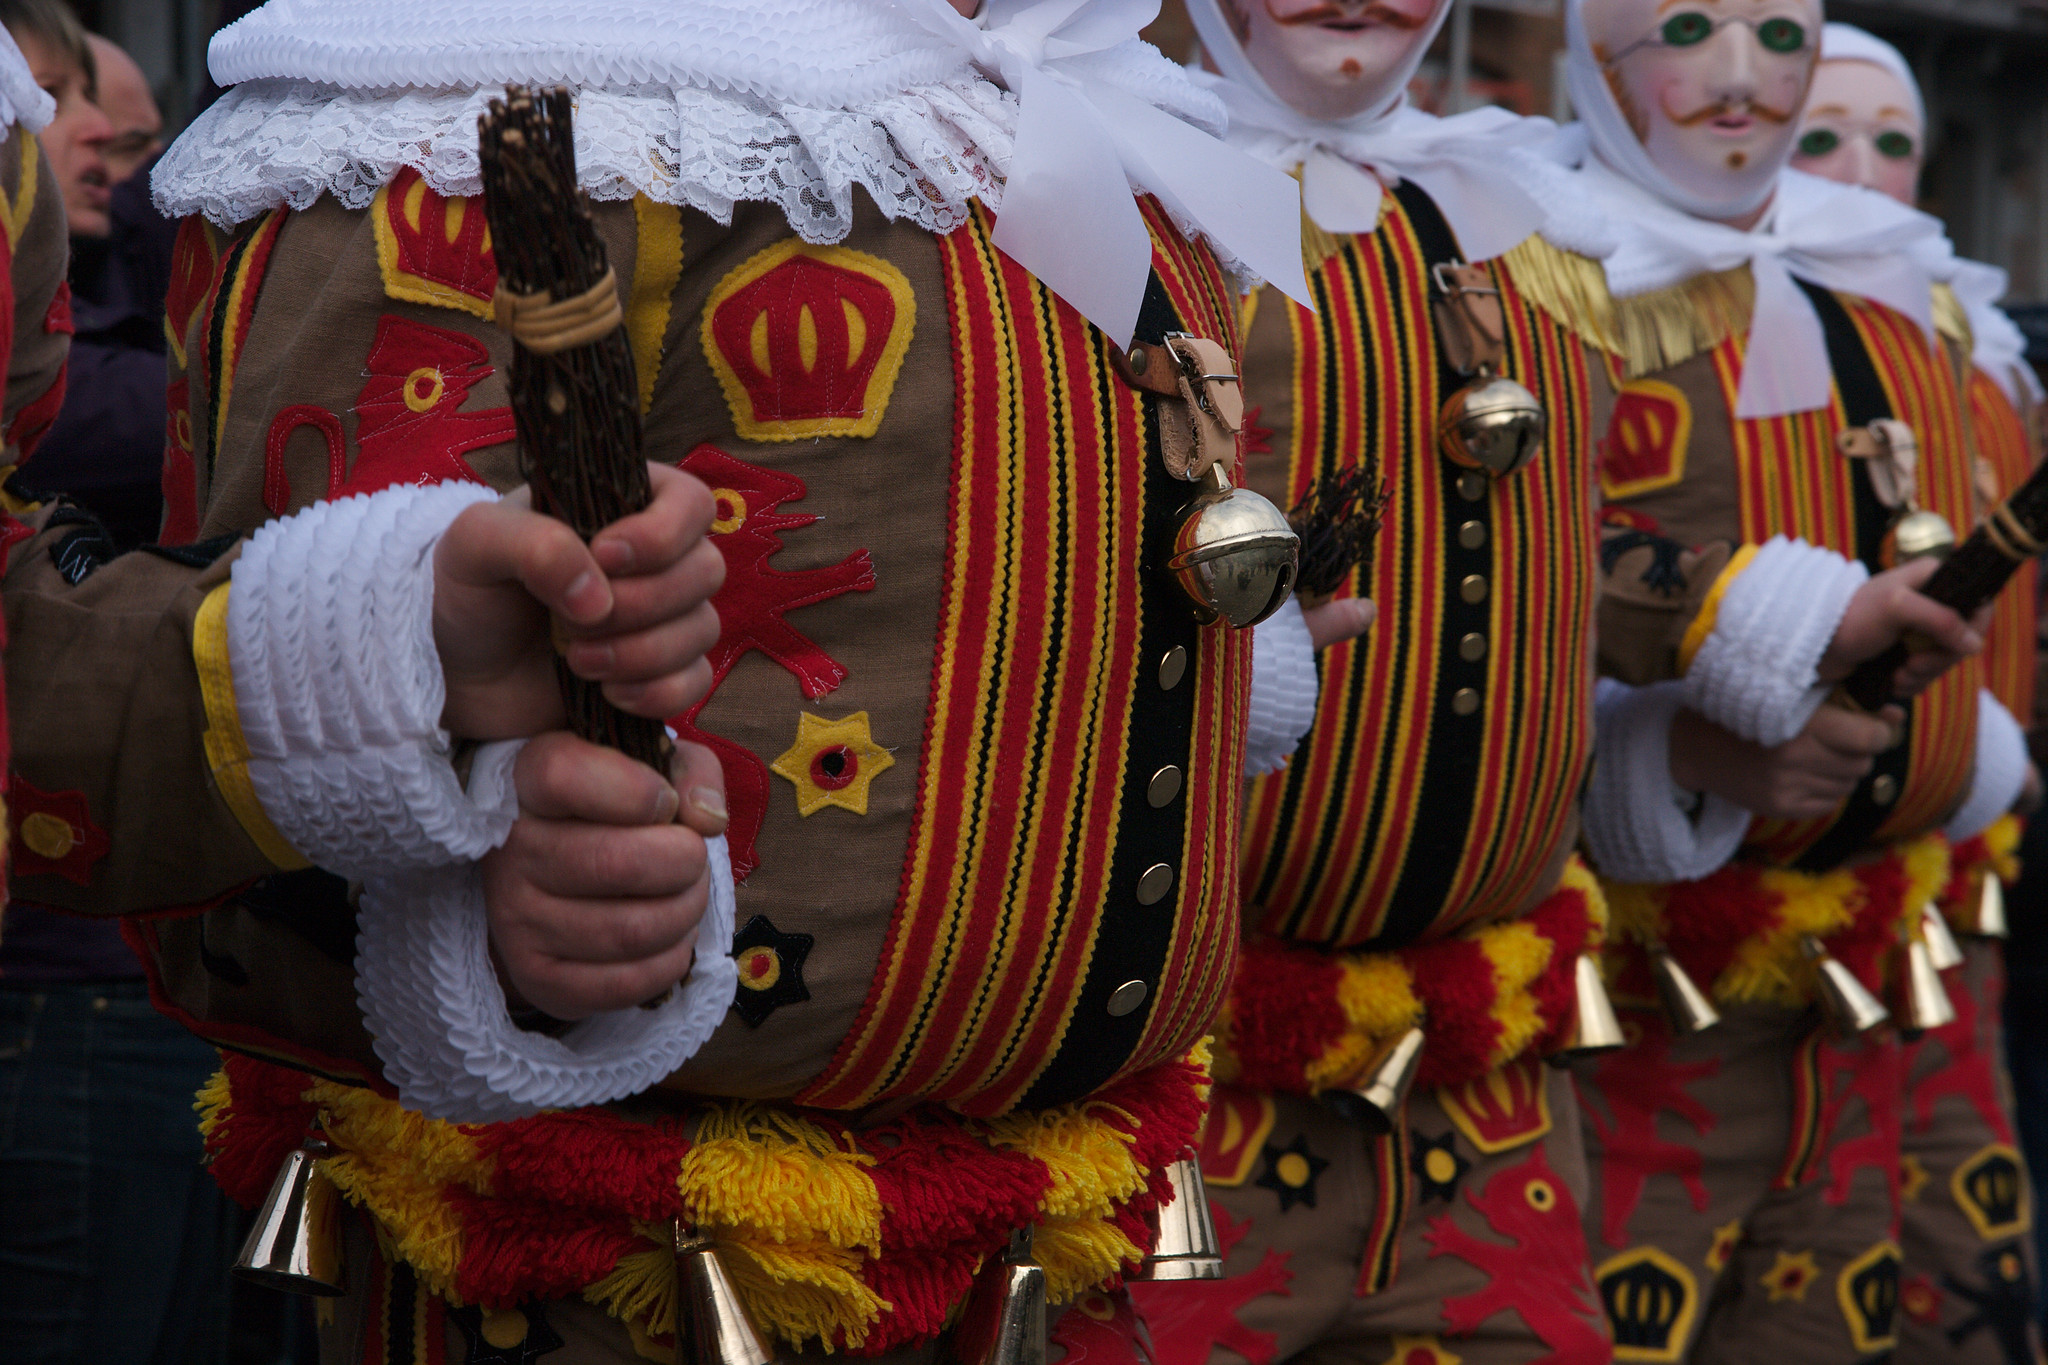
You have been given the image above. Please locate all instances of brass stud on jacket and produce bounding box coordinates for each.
[233,1134,345,1296]
[674,1221,776,1365]
[1132,1157,1224,1281]
[1803,935,1890,1036]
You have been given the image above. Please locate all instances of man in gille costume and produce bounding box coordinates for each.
[56,0,1338,1360]
[1544,0,2024,1356]
[1139,1,1624,1361]
[1790,26,2043,1362]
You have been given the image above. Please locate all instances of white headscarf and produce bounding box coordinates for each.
[1553,0,1947,418]
[1180,0,1592,262]
[1817,23,1923,131]
[170,0,1313,346]
[0,28,54,134]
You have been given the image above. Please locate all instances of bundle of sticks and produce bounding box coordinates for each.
[477,86,671,773]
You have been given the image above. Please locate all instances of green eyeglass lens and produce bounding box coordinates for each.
[1757,17,1805,51]
[1659,12,1713,45]
[1875,130,1916,159]
[1798,128,1840,157]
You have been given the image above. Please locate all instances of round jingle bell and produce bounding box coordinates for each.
[1437,370,1544,476]
[1889,508,1958,565]
[1167,464,1299,628]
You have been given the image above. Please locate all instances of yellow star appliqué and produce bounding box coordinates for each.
[1706,1218,1743,1273]
[770,710,895,817]
[1762,1249,1820,1302]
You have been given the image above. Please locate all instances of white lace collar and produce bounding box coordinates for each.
[154,0,1312,343]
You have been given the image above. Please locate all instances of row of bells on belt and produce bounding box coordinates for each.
[232,1141,1227,1365]
[943,1155,1226,1365]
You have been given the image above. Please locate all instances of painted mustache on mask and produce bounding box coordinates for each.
[1662,97,1797,126]
[1265,0,1429,30]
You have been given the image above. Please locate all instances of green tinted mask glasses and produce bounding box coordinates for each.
[1610,12,1810,61]
[1796,128,1917,159]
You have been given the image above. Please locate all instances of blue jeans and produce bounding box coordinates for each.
[0,980,236,1364]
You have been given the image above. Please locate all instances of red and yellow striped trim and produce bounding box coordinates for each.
[1966,367,2039,725]
[799,200,1248,1116]
[1214,859,1606,1096]
[1238,199,1597,949]
[200,208,289,481]
[1603,833,1950,1007]
[1711,299,1981,864]
[199,1048,1210,1357]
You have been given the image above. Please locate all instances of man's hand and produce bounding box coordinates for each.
[434,463,726,740]
[1818,557,1986,699]
[1303,596,1377,649]
[482,731,728,1021]
[1668,703,1903,822]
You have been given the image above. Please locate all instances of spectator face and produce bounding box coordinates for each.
[1585,0,1820,216]
[1792,58,1922,206]
[9,24,112,236]
[86,35,161,189]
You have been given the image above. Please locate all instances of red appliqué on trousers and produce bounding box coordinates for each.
[1578,1017,1720,1249]
[672,443,876,879]
[1129,1203,1293,1365]
[1425,1143,1610,1364]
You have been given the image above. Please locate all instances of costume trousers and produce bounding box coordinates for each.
[315,1206,1156,1365]
[1574,1002,1903,1364]
[1139,1059,1609,1365]
[1896,939,2042,1364]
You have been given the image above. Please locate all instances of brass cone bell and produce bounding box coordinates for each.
[1321,1025,1425,1134]
[945,1226,1047,1365]
[1167,464,1299,629]
[233,1135,345,1295]
[1803,935,1890,1036]
[1437,371,1545,476]
[674,1221,776,1365]
[1891,509,1958,564]
[1555,955,1626,1058]
[1977,874,2010,939]
[1133,1156,1224,1281]
[1921,903,1966,971]
[1650,947,1721,1035]
[1897,938,1958,1038]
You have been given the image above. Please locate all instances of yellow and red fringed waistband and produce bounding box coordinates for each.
[1211,858,1606,1097]
[1940,814,2022,934]
[196,1048,1211,1356]
[1602,832,1951,1007]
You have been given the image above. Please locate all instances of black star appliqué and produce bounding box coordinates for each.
[1944,1244,2036,1365]
[450,1302,565,1364]
[1254,1133,1330,1212]
[1410,1129,1470,1203]
[731,913,813,1026]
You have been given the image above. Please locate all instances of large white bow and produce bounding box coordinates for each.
[899,0,1312,343]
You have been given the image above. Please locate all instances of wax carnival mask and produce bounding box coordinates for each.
[1569,0,1820,219]
[1793,57,1922,204]
[1200,0,1453,122]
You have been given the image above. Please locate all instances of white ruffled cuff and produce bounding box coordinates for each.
[1682,535,1867,748]
[1582,678,1750,884]
[356,810,741,1123]
[227,481,509,877]
[1946,690,2029,841]
[1245,595,1318,776]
